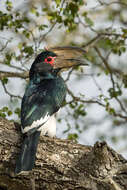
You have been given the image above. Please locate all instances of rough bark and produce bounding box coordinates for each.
[0,117,127,190]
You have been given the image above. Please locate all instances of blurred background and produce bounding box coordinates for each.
[0,0,127,157]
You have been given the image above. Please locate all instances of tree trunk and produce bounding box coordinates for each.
[0,117,127,190]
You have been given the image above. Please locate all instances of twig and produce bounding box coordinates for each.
[0,62,26,72]
[91,75,103,94]
[65,68,74,82]
[1,81,22,99]
[94,46,127,114]
[94,46,115,89]
[97,0,127,7]
[0,71,29,80]
[0,38,12,52]
[67,88,105,107]
[39,23,56,43]
[66,87,127,120]
[82,35,101,48]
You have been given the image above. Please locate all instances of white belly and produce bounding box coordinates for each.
[38,115,56,137]
[21,114,56,138]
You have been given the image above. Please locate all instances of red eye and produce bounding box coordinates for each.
[47,57,52,62]
[44,56,56,66]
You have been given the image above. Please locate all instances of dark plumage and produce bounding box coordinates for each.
[15,46,87,174]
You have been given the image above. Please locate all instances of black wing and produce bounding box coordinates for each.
[21,77,66,132]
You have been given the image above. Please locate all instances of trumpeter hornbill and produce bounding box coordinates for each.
[15,46,88,174]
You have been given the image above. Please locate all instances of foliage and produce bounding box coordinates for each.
[0,0,127,156]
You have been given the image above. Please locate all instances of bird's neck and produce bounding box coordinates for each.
[31,71,59,84]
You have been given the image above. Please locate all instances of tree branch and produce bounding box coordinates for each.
[0,70,29,80]
[0,117,127,190]
[0,62,26,72]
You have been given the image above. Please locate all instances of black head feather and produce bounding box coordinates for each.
[29,51,57,79]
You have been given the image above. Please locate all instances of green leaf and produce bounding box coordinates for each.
[22,30,30,39]
[5,53,12,65]
[23,46,34,56]
[0,112,6,118]
[123,75,127,88]
[7,110,12,116]
[108,87,122,98]
[30,8,36,14]
[67,133,78,142]
[39,24,48,31]
[2,107,8,112]
[18,42,23,50]
[14,107,21,118]
[6,0,13,11]
[2,77,8,84]
[0,106,12,118]
[73,104,86,119]
[55,0,61,6]
[85,16,94,26]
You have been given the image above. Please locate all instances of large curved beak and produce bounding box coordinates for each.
[48,46,88,69]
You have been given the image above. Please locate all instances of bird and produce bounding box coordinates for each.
[15,46,88,174]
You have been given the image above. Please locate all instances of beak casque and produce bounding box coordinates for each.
[48,46,88,69]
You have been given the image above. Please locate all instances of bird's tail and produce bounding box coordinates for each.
[15,131,41,174]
